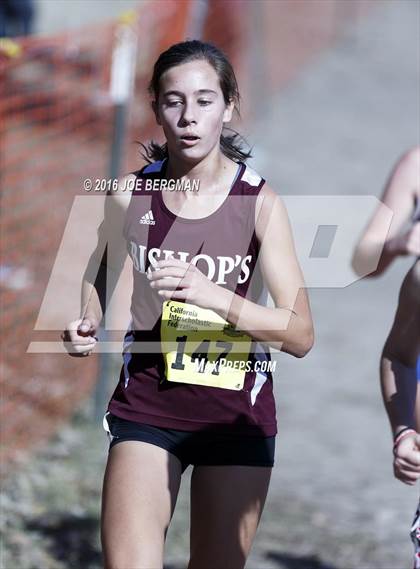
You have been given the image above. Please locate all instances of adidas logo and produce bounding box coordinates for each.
[139,210,156,225]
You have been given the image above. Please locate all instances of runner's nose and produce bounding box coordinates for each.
[180,102,197,126]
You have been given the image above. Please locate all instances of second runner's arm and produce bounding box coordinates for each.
[352,148,420,278]
[380,260,420,484]
[380,261,420,437]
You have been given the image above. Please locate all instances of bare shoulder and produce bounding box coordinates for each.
[256,182,286,213]
[255,182,287,229]
[377,146,420,212]
[400,146,420,168]
[257,182,278,201]
[108,173,137,212]
[393,146,420,182]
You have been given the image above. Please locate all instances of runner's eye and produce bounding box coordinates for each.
[166,100,183,107]
[198,100,212,106]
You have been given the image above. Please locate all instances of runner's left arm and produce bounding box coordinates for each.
[211,184,314,357]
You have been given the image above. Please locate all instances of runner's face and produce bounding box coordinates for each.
[154,60,234,163]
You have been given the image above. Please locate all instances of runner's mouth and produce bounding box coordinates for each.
[179,135,201,146]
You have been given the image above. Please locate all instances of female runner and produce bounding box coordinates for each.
[63,40,314,569]
[352,147,420,566]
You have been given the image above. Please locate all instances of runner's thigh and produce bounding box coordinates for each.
[101,441,182,569]
[188,465,272,569]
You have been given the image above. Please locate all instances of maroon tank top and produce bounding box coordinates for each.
[107,159,277,436]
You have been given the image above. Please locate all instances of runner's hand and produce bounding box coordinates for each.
[147,259,222,310]
[61,318,98,357]
[393,433,420,485]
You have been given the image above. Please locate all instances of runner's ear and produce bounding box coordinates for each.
[222,99,234,123]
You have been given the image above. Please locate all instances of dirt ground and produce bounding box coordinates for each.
[2,1,419,568]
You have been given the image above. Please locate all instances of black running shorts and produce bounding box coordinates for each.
[103,411,275,473]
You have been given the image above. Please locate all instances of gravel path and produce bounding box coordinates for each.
[2,2,419,569]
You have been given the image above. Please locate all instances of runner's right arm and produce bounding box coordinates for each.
[380,260,420,484]
[62,175,134,356]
